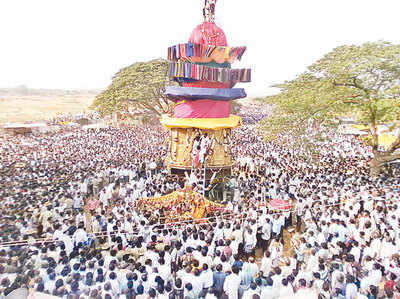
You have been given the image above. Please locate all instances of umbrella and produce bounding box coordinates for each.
[269,198,291,210]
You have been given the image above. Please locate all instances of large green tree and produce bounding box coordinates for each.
[91,59,175,117]
[261,41,400,176]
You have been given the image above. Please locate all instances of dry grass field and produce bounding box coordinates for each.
[0,88,259,124]
[0,88,99,124]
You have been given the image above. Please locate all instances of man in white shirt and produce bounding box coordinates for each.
[200,264,214,292]
[261,218,271,249]
[271,214,284,242]
[191,269,204,298]
[261,277,279,299]
[345,276,358,299]
[73,225,88,246]
[223,266,241,299]
[158,258,171,284]
[296,199,304,232]
[199,133,211,164]
[361,263,382,289]
[279,278,294,298]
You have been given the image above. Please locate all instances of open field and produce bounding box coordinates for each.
[0,88,258,124]
[0,88,99,124]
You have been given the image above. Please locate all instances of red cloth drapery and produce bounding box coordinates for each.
[174,99,231,118]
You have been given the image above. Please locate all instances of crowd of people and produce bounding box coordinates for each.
[1,104,400,299]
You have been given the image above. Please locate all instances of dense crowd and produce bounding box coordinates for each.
[1,105,400,299]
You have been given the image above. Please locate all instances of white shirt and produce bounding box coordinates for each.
[272,216,284,234]
[191,275,204,297]
[200,269,214,288]
[223,273,241,299]
[260,257,272,274]
[345,283,358,299]
[261,286,279,299]
[73,228,87,244]
[158,264,171,283]
[279,284,294,298]
[243,289,259,299]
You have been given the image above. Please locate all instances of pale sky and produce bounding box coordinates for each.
[1,0,400,97]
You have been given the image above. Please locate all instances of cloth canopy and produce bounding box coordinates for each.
[165,86,246,101]
[173,99,231,118]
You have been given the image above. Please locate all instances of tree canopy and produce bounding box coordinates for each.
[91,59,175,117]
[260,41,400,175]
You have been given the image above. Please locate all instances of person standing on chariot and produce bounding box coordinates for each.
[191,135,201,168]
[199,133,211,164]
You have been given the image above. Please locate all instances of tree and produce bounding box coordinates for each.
[260,41,400,176]
[91,59,175,117]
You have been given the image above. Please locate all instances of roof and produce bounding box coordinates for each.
[3,123,47,129]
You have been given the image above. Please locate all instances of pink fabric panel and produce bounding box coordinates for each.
[174,100,231,118]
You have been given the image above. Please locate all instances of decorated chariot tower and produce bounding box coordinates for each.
[161,0,251,184]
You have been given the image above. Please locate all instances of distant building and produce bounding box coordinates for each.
[75,118,89,126]
[2,123,47,135]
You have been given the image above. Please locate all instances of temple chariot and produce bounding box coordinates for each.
[161,0,251,195]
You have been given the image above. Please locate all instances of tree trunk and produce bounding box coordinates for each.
[370,155,384,177]
[370,151,400,177]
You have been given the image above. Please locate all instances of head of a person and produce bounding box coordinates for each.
[282,278,288,287]
[185,283,193,292]
[231,265,240,275]
[299,278,306,288]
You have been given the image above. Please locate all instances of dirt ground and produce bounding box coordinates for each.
[0,89,97,124]
[254,227,296,262]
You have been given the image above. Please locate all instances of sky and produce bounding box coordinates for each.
[1,0,400,97]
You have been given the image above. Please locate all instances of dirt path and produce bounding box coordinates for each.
[255,226,296,267]
[282,227,296,257]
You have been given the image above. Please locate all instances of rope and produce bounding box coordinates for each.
[0,195,397,248]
